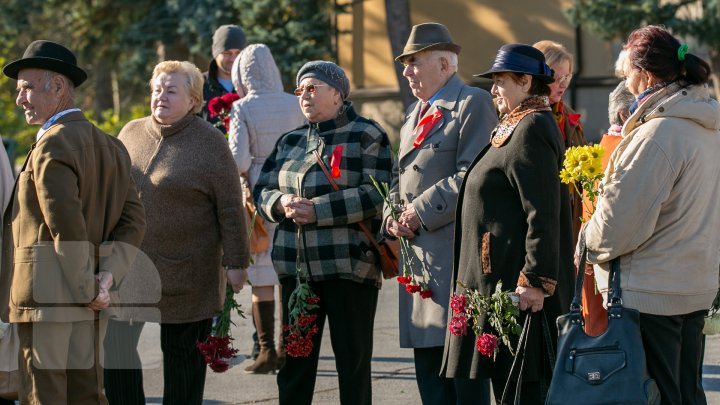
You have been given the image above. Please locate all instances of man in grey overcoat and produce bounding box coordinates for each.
[383,22,498,404]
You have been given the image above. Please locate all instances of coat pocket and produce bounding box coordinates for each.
[13,244,89,306]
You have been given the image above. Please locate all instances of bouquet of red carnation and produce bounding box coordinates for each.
[196,285,245,372]
[448,282,521,360]
[284,278,321,357]
[207,92,240,136]
[370,176,433,299]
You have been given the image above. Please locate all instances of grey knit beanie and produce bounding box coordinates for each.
[296,61,350,100]
[212,25,246,58]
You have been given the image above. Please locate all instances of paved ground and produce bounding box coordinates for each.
[134,283,720,404]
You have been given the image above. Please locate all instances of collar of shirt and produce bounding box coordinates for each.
[36,108,82,142]
[426,84,446,107]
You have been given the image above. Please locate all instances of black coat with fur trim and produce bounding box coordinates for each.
[441,109,572,382]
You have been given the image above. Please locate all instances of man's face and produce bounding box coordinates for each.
[214,49,241,75]
[16,68,59,125]
[401,51,447,102]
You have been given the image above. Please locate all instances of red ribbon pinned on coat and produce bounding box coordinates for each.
[413,110,443,148]
[330,145,343,178]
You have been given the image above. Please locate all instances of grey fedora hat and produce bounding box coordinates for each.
[395,22,462,61]
[3,40,87,87]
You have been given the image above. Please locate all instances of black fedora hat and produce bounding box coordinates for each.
[475,43,554,83]
[395,23,462,61]
[3,40,87,87]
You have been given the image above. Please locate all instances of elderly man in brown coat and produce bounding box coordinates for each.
[384,23,497,404]
[0,40,146,405]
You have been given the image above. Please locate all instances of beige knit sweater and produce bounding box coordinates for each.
[119,113,249,323]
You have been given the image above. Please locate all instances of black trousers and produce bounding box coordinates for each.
[103,319,146,405]
[277,278,378,405]
[160,318,213,405]
[414,346,490,405]
[639,310,707,405]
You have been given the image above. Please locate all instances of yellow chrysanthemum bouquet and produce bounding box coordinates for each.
[559,144,605,220]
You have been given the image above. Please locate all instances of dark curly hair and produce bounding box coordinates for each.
[625,25,710,86]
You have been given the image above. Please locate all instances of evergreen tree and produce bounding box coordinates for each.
[566,0,720,95]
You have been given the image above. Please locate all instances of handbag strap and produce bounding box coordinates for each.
[312,150,383,253]
[501,312,533,405]
[574,230,624,318]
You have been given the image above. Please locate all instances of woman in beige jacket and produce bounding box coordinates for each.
[585,25,720,404]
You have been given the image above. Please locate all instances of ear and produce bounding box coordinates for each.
[439,56,450,72]
[53,75,66,94]
[521,74,532,92]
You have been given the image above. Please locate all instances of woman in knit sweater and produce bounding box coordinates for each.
[115,60,250,405]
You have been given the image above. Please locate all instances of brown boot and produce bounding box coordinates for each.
[244,301,278,374]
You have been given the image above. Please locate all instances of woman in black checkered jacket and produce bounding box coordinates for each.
[254,61,392,405]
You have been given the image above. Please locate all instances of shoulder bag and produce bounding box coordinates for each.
[312,150,399,279]
[545,234,660,405]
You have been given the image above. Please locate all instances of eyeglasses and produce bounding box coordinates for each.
[294,84,329,96]
[554,73,573,86]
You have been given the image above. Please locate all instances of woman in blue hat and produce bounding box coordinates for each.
[440,44,570,405]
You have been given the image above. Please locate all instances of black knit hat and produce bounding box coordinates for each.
[296,61,350,100]
[3,40,87,87]
[476,44,554,84]
[212,25,246,58]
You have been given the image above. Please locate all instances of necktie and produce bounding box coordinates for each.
[419,102,430,118]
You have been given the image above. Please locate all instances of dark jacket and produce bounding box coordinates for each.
[441,104,570,381]
[200,60,236,125]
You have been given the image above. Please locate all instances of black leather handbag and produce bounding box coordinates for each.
[545,236,661,405]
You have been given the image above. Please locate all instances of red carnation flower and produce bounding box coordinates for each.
[405,283,421,294]
[450,294,467,315]
[221,92,240,105]
[420,289,433,299]
[476,333,498,358]
[448,315,468,336]
[207,96,226,118]
[306,296,320,305]
[397,276,412,285]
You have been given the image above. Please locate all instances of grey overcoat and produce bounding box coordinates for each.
[384,73,497,348]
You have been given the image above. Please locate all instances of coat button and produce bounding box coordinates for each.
[682,91,688,95]
[399,168,405,174]
[413,164,420,171]
[659,107,664,112]
[436,204,443,210]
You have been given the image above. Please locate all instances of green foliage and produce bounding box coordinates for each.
[235,0,334,91]
[565,0,720,48]
[0,0,335,151]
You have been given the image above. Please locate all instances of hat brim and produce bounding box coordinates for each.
[474,67,554,84]
[395,43,462,61]
[3,57,87,87]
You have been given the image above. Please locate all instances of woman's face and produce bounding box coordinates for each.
[622,56,648,97]
[296,77,342,123]
[491,73,530,115]
[150,72,196,125]
[548,59,572,104]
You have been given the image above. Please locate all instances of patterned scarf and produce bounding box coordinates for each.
[491,95,552,147]
[629,81,671,115]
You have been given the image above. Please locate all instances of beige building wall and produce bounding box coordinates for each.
[338,0,622,143]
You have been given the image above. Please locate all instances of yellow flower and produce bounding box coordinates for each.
[559,169,574,184]
[590,144,605,160]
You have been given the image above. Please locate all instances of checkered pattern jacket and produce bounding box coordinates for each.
[254,102,392,287]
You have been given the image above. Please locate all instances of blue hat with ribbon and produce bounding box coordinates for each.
[475,43,554,83]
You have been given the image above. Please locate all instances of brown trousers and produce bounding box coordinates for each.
[17,319,107,405]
